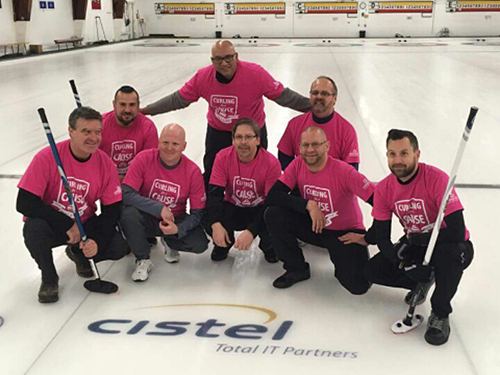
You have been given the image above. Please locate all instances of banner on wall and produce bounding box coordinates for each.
[92,0,101,10]
[369,1,434,13]
[295,2,358,13]
[447,1,500,12]
[155,3,215,14]
[224,3,286,15]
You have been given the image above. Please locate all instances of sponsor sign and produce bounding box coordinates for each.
[224,2,286,15]
[295,2,358,14]
[447,0,500,12]
[155,3,215,15]
[369,1,434,13]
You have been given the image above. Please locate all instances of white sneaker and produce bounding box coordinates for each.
[131,259,153,282]
[161,237,180,263]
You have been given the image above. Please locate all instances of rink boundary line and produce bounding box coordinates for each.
[1,173,499,190]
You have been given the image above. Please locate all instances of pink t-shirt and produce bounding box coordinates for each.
[18,140,122,223]
[372,163,469,240]
[210,146,282,207]
[279,156,374,230]
[277,111,360,164]
[123,149,205,217]
[178,60,284,131]
[99,111,158,175]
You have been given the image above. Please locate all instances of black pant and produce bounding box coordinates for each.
[364,241,474,318]
[203,124,268,187]
[206,201,273,254]
[265,206,370,295]
[23,217,129,284]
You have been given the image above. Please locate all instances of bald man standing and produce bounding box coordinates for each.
[141,40,310,186]
[120,124,208,281]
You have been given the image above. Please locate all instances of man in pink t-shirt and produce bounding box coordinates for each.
[278,76,360,171]
[366,129,474,346]
[16,107,128,303]
[120,124,208,282]
[99,85,158,181]
[141,40,310,186]
[207,118,282,263]
[265,127,375,293]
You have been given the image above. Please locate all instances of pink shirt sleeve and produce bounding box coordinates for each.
[341,126,360,164]
[265,157,282,195]
[345,167,375,202]
[279,157,298,190]
[431,171,464,216]
[188,165,206,210]
[372,181,392,221]
[209,151,227,188]
[258,65,284,100]
[100,156,122,205]
[122,153,146,192]
[277,120,295,156]
[178,71,203,103]
[18,150,51,198]
[143,118,159,151]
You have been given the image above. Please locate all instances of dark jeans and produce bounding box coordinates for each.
[203,124,268,187]
[120,206,208,260]
[206,201,273,255]
[265,206,370,295]
[364,241,474,318]
[23,217,128,284]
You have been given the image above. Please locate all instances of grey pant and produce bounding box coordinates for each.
[120,206,208,260]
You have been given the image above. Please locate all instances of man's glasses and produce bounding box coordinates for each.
[310,91,335,97]
[299,141,327,150]
[211,54,236,64]
[234,135,257,142]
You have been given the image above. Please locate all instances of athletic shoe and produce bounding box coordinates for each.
[131,259,153,282]
[425,311,450,345]
[404,273,435,305]
[211,246,229,261]
[38,281,59,303]
[65,246,93,278]
[161,237,180,263]
[273,267,311,289]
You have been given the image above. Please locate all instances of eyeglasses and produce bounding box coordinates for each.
[211,54,236,64]
[234,135,257,142]
[310,91,335,97]
[299,141,327,150]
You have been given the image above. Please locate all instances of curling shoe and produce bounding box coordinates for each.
[425,311,450,346]
[132,259,153,282]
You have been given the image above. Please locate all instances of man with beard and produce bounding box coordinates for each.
[16,107,128,303]
[265,127,374,294]
[207,118,281,262]
[120,124,208,281]
[365,129,474,346]
[141,40,310,186]
[100,86,158,181]
[277,76,359,171]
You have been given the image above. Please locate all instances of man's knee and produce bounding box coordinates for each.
[340,278,371,295]
[120,206,142,226]
[23,218,53,249]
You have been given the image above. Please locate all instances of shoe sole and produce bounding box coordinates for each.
[273,274,310,289]
[39,296,58,303]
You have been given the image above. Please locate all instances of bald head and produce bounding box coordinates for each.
[159,123,187,166]
[300,126,330,169]
[301,126,327,143]
[211,40,238,80]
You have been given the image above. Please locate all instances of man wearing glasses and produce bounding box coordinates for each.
[265,127,374,292]
[141,40,310,186]
[206,118,281,262]
[277,76,360,171]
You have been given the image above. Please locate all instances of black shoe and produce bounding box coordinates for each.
[405,273,435,305]
[38,281,59,303]
[147,237,158,248]
[425,311,450,346]
[263,250,279,263]
[65,246,93,278]
[211,246,229,261]
[273,267,311,289]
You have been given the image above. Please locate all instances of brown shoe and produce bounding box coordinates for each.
[65,246,93,278]
[38,281,59,303]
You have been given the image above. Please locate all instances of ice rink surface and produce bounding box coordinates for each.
[0,38,499,375]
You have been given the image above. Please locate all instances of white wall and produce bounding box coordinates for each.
[29,2,74,46]
[0,0,16,45]
[84,0,116,44]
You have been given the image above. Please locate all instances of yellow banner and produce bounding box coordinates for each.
[155,3,215,15]
[369,1,433,13]
[295,2,358,14]
[447,0,500,12]
[225,2,286,15]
